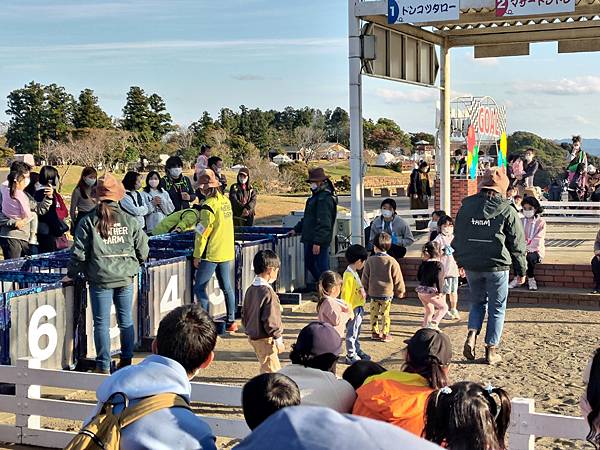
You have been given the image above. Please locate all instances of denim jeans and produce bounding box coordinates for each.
[194,259,236,323]
[346,306,364,357]
[465,270,509,347]
[89,283,135,372]
[304,243,330,284]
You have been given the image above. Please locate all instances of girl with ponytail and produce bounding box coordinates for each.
[316,270,351,339]
[424,381,512,450]
[582,348,600,449]
[353,328,452,436]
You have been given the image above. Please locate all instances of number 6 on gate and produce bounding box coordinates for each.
[28,304,58,362]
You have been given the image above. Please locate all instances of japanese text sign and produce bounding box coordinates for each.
[496,0,575,18]
[388,0,460,24]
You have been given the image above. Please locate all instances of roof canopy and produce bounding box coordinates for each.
[358,0,600,51]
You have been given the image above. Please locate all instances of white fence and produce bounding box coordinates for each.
[0,359,590,449]
[0,358,248,449]
[540,201,600,224]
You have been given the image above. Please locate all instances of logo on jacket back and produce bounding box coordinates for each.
[471,218,491,227]
[102,222,129,245]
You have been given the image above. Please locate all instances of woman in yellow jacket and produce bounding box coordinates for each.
[193,169,237,332]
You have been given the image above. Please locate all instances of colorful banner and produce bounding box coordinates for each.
[388,0,459,24]
[466,125,478,180]
[498,132,508,168]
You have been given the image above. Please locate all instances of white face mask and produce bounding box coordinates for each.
[84,177,96,186]
[169,167,183,178]
[239,176,248,184]
[525,155,533,162]
[149,179,160,189]
[310,182,319,192]
[381,209,393,219]
[214,167,222,175]
[523,209,535,218]
[430,220,438,228]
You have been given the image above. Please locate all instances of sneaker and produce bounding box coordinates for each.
[226,322,239,333]
[591,289,600,295]
[425,322,440,330]
[451,308,461,320]
[371,333,383,341]
[528,278,538,291]
[345,354,361,365]
[381,334,394,343]
[508,278,521,289]
[357,351,371,361]
[444,311,454,320]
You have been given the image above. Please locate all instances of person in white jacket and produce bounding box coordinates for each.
[141,171,175,233]
[120,171,150,231]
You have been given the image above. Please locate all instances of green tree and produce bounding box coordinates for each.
[325,107,350,147]
[147,93,175,139]
[410,132,435,147]
[228,135,260,164]
[122,86,151,134]
[365,118,411,153]
[190,111,215,148]
[74,88,111,129]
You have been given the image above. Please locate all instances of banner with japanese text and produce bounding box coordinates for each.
[388,0,460,24]
[496,0,575,18]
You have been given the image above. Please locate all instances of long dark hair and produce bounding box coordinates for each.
[316,270,342,312]
[144,171,164,193]
[7,163,30,199]
[39,165,59,187]
[405,347,448,390]
[96,201,115,239]
[586,348,600,449]
[424,381,512,450]
[76,167,97,199]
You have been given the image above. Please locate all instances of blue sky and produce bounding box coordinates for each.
[1,0,599,139]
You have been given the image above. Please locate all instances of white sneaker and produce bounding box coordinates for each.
[444,311,454,320]
[426,321,440,330]
[508,278,521,289]
[451,308,461,320]
[528,278,538,291]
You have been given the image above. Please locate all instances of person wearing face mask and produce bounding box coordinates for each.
[208,156,227,194]
[162,156,196,211]
[290,168,338,287]
[70,167,98,233]
[433,215,460,320]
[141,171,175,234]
[120,171,150,231]
[369,198,414,259]
[34,165,70,253]
[0,162,52,259]
[508,196,546,291]
[229,167,257,227]
[193,169,238,333]
[518,148,539,189]
[408,161,432,211]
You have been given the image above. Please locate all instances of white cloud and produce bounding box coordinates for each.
[463,52,500,67]
[574,114,592,125]
[512,76,600,96]
[231,74,266,81]
[374,88,438,103]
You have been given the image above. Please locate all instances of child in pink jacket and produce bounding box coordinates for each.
[317,270,352,339]
[509,196,546,291]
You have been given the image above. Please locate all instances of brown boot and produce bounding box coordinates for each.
[485,346,502,365]
[463,329,478,361]
[116,358,132,371]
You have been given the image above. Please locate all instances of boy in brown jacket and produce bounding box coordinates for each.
[362,232,406,342]
[242,250,284,373]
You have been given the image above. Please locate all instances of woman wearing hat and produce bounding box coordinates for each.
[193,169,238,333]
[229,167,257,227]
[66,173,149,374]
[279,321,357,413]
[453,168,527,365]
[291,168,338,285]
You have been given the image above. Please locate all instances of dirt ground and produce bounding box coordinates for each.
[1,298,597,450]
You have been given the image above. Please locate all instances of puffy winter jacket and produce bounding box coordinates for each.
[294,186,338,246]
[452,192,527,276]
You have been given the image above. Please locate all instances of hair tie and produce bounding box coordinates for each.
[485,383,494,394]
[484,384,501,419]
[435,386,452,406]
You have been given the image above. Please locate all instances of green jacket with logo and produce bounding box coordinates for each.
[294,186,338,247]
[151,208,201,236]
[67,203,149,288]
[452,192,527,276]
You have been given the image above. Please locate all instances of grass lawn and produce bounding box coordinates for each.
[309,160,401,179]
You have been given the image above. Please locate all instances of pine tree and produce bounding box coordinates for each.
[74,89,111,129]
[122,86,151,134]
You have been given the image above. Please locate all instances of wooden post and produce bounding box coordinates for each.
[15,358,41,433]
[509,398,536,450]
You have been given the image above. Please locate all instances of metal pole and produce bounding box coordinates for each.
[349,0,364,244]
[439,39,451,213]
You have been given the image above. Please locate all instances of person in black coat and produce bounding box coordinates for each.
[229,168,257,227]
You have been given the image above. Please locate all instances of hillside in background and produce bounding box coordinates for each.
[557,138,600,156]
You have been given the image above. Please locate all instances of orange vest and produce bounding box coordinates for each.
[352,371,433,437]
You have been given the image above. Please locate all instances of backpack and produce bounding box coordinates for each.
[65,392,191,450]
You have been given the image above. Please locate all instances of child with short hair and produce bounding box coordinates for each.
[362,232,406,343]
[416,242,448,330]
[242,373,301,430]
[433,216,460,320]
[342,361,387,390]
[342,244,370,364]
[242,250,284,374]
[194,144,212,184]
[428,210,446,241]
[581,347,600,449]
[424,381,512,450]
[317,270,351,339]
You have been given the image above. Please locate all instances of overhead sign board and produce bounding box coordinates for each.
[388,0,459,24]
[495,0,575,18]
[362,23,439,87]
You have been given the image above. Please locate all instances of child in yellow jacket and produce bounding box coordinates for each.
[341,244,370,364]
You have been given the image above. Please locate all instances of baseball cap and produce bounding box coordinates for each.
[294,322,343,357]
[405,328,453,366]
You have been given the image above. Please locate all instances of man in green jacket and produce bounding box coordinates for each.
[453,168,526,366]
[291,168,338,286]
